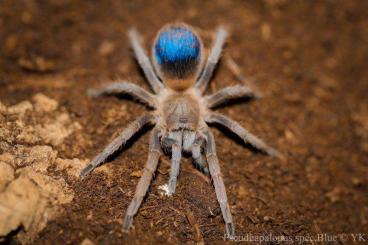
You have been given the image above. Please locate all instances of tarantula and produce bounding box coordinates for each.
[80,23,280,237]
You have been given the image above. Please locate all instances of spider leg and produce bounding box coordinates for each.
[128,29,164,94]
[205,85,261,108]
[194,26,228,93]
[204,129,235,238]
[205,112,281,157]
[123,128,162,232]
[80,114,155,177]
[167,131,183,195]
[87,82,157,108]
[191,134,209,175]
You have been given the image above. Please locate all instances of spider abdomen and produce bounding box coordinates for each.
[153,23,204,90]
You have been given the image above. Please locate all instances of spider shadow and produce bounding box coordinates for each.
[208,121,268,156]
[132,57,164,85]
[114,93,154,109]
[103,123,155,166]
[207,92,262,154]
[209,96,256,109]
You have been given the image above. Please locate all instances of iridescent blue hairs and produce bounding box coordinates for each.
[152,23,204,80]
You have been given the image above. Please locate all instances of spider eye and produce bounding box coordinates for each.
[154,25,201,79]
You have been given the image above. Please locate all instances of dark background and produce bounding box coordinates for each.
[1,0,367,244]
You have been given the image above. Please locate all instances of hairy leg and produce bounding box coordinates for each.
[205,85,261,108]
[167,131,183,195]
[128,29,164,94]
[194,26,228,93]
[205,112,281,157]
[191,135,209,175]
[80,114,155,177]
[204,129,235,237]
[123,128,162,231]
[87,82,157,108]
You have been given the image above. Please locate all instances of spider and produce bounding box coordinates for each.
[80,23,280,237]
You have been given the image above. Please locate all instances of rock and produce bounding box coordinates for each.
[33,93,58,112]
[55,158,111,178]
[80,238,95,245]
[28,146,58,173]
[7,101,33,115]
[3,146,57,171]
[0,174,42,238]
[20,168,74,205]
[0,162,14,191]
[0,102,6,113]
[15,124,40,144]
[2,99,82,147]
[0,153,15,167]
[0,168,74,243]
[0,96,85,242]
[55,158,89,177]
[36,113,82,146]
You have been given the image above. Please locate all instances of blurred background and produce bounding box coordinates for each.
[0,0,367,244]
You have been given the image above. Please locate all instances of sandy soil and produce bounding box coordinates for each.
[0,0,367,244]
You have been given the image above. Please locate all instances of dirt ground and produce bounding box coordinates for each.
[0,0,367,244]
